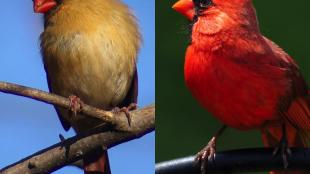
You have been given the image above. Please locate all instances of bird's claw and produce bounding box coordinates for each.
[273,136,291,169]
[112,103,137,126]
[195,137,216,174]
[68,95,83,116]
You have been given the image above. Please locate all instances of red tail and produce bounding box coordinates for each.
[261,96,310,174]
[84,148,111,174]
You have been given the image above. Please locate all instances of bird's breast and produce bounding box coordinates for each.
[184,46,282,130]
[39,0,140,132]
[42,30,135,109]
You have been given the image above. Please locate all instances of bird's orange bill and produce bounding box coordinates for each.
[33,0,57,13]
[172,0,195,20]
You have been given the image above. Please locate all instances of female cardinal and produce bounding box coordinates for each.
[33,0,141,173]
[173,0,310,173]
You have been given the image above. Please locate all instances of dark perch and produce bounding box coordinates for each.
[156,148,310,174]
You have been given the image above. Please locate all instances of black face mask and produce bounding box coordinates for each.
[193,0,213,16]
[193,0,213,9]
[189,0,213,43]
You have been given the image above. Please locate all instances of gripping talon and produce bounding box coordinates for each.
[112,103,137,126]
[68,95,83,116]
[194,126,226,174]
[272,125,291,169]
[195,137,216,174]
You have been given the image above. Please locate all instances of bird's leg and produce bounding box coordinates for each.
[195,125,227,174]
[68,95,83,116]
[112,103,137,126]
[272,124,292,169]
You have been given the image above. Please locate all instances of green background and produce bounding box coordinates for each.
[156,1,310,173]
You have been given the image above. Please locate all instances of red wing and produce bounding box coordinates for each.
[263,37,310,134]
[263,37,308,97]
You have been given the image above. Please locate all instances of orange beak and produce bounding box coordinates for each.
[33,0,57,13]
[172,0,195,20]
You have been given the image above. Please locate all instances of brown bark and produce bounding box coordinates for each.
[0,81,155,174]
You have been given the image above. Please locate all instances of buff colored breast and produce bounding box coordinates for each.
[40,0,141,131]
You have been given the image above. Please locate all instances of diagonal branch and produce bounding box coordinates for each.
[155,148,310,174]
[1,105,155,174]
[0,81,115,123]
[0,81,154,173]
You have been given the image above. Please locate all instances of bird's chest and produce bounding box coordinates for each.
[42,32,134,109]
[184,47,280,130]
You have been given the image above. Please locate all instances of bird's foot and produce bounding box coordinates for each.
[112,103,137,126]
[195,137,216,174]
[68,95,83,116]
[273,136,292,169]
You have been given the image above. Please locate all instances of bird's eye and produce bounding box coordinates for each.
[193,0,213,9]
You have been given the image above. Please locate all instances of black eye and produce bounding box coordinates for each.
[193,0,213,9]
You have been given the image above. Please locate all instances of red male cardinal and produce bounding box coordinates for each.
[173,0,310,173]
[33,0,141,173]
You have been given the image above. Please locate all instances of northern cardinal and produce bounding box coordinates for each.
[173,0,310,173]
[33,0,141,173]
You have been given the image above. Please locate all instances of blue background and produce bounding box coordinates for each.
[0,1,154,173]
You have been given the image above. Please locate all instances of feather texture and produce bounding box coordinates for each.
[177,1,310,173]
[39,0,141,173]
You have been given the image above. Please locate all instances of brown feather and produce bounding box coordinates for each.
[40,0,141,173]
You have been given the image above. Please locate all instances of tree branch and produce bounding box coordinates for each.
[0,81,154,173]
[155,148,310,174]
[0,81,115,123]
[1,105,154,174]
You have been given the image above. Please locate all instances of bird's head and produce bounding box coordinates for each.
[172,0,253,21]
[33,0,58,13]
[173,0,258,48]
[172,0,258,36]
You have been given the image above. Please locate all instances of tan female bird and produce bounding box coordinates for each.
[33,0,141,173]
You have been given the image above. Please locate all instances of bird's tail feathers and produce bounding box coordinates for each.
[84,147,111,174]
[261,123,308,174]
[261,94,310,174]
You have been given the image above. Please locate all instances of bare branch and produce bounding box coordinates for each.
[156,148,310,174]
[0,81,154,173]
[0,81,115,123]
[1,105,155,174]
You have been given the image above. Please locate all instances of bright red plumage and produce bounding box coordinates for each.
[174,0,310,173]
[185,35,308,130]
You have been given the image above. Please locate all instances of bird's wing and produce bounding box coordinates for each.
[119,67,138,107]
[263,37,308,97]
[44,66,71,131]
[263,37,310,137]
[53,106,71,131]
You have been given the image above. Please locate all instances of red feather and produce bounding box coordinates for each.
[175,0,310,173]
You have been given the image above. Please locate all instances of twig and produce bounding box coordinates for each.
[0,81,115,123]
[1,105,155,174]
[155,148,310,174]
